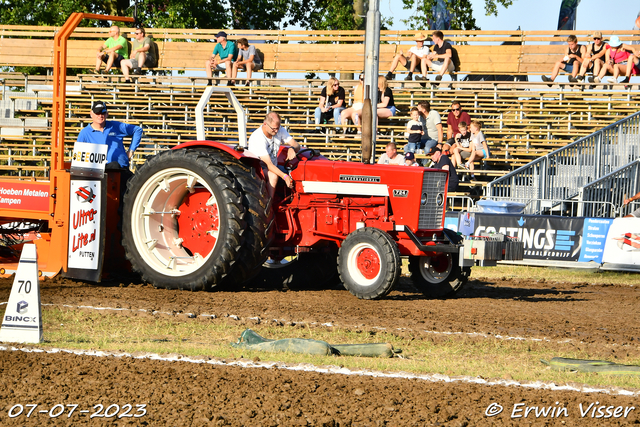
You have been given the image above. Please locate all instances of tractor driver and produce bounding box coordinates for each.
[247,112,301,198]
[77,101,143,170]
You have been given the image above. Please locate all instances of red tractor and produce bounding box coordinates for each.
[120,87,521,300]
[0,14,521,300]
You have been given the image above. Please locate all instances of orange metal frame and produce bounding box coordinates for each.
[0,13,134,276]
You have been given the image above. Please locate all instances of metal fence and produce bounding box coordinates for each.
[476,196,617,218]
[578,159,640,218]
[487,111,640,202]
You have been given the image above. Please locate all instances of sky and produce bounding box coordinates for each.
[384,0,640,33]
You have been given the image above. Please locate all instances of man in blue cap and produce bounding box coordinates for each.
[205,31,237,85]
[76,101,143,169]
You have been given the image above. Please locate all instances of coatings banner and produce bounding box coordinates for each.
[468,214,583,261]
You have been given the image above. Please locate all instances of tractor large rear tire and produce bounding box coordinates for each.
[217,157,274,288]
[409,253,471,298]
[338,228,400,300]
[122,149,245,291]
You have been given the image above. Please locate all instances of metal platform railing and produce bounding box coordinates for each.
[578,159,640,218]
[487,111,640,202]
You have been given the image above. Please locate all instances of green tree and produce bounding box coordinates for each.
[401,0,514,30]
[132,0,228,30]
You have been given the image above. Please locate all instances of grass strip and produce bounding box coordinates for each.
[36,307,640,392]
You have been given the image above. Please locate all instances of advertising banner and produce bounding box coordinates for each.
[67,177,106,281]
[446,211,639,269]
[0,182,50,211]
[578,218,614,263]
[70,142,107,178]
[471,214,583,261]
[602,218,640,265]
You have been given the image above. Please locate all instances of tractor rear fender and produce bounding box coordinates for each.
[173,141,263,176]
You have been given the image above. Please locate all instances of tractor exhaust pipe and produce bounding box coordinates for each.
[361,0,380,164]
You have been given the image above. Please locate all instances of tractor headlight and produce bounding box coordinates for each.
[436,193,444,207]
[421,192,427,205]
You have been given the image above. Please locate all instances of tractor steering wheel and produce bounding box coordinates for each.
[284,148,321,171]
[295,148,320,161]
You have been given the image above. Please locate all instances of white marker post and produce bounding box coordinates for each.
[0,244,42,343]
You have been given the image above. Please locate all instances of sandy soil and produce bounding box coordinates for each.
[1,274,639,426]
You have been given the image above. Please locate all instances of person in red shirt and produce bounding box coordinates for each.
[594,36,640,84]
[445,101,471,149]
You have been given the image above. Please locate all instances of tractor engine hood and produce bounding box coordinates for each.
[292,159,448,231]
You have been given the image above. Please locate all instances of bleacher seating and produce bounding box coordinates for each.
[1,27,639,199]
[0,26,638,79]
[3,73,640,197]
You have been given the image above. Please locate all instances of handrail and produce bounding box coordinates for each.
[487,111,640,203]
[578,159,640,217]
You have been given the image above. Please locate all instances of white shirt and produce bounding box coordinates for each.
[247,126,293,164]
[377,153,405,165]
[409,45,431,59]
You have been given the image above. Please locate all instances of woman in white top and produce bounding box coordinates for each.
[340,73,364,134]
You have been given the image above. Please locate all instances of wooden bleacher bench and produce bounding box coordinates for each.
[1,26,638,79]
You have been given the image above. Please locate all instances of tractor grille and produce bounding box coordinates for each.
[418,171,447,230]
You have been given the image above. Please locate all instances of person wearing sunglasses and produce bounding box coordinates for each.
[247,112,300,198]
[574,32,606,82]
[445,101,471,149]
[594,35,639,85]
[340,74,364,134]
[385,32,431,81]
[314,77,346,131]
[121,27,157,81]
[94,25,128,74]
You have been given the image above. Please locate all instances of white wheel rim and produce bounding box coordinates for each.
[346,242,382,287]
[417,254,453,284]
[130,167,219,277]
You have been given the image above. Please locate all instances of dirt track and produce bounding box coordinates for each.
[1,275,640,426]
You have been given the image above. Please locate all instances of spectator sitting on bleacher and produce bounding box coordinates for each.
[594,36,639,84]
[423,30,454,82]
[314,77,346,131]
[205,31,237,85]
[542,35,585,84]
[229,38,263,87]
[463,120,490,180]
[377,142,404,165]
[94,25,128,74]
[341,73,364,134]
[376,76,396,119]
[121,27,157,82]
[445,101,471,149]
[404,107,424,154]
[385,32,431,81]
[428,146,458,192]
[575,32,606,82]
[416,100,442,154]
[450,121,472,168]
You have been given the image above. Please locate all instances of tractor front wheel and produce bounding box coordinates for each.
[338,228,400,300]
[409,253,470,298]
